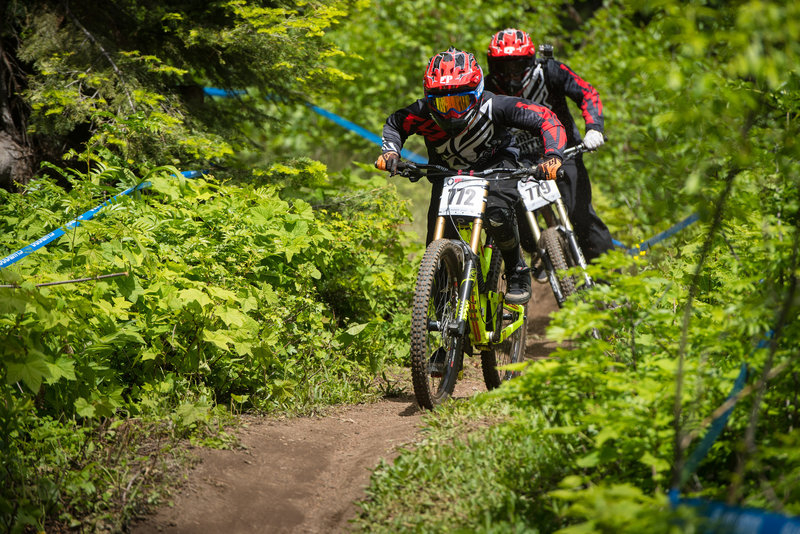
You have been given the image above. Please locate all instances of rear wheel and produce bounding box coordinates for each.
[541,227,576,307]
[410,239,465,409]
[481,248,528,390]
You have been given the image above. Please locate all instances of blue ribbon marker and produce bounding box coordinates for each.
[669,490,800,533]
[627,213,700,255]
[680,363,748,485]
[667,332,800,533]
[203,87,247,98]
[0,171,199,270]
[202,88,428,163]
[0,181,150,270]
[304,103,428,164]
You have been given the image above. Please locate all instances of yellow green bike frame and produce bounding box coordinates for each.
[431,187,525,352]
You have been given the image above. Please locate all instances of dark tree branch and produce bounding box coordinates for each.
[671,167,738,489]
[62,1,135,112]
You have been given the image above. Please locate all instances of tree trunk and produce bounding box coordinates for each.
[0,35,35,191]
[0,130,32,190]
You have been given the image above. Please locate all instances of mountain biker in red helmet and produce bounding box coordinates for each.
[376,47,567,305]
[486,28,613,264]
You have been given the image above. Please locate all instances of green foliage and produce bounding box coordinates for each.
[262,1,573,167]
[3,0,800,531]
[0,408,206,533]
[0,159,414,530]
[354,402,577,533]
[355,1,800,532]
[9,0,362,173]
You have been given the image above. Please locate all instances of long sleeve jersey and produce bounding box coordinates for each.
[380,91,566,171]
[487,57,603,148]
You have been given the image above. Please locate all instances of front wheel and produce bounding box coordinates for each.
[410,239,465,409]
[481,249,527,390]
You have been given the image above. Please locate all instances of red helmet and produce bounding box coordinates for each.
[487,29,536,96]
[424,47,484,135]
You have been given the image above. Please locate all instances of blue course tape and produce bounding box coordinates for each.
[678,331,774,487]
[304,103,428,164]
[203,87,246,98]
[667,331,799,532]
[0,181,150,270]
[625,213,700,255]
[669,490,800,533]
[680,363,748,485]
[202,89,428,163]
[0,171,198,270]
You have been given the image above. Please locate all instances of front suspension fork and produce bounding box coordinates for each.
[524,209,565,303]
[553,199,594,287]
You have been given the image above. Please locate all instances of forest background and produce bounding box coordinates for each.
[0,0,798,532]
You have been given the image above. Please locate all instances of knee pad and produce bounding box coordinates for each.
[485,207,519,250]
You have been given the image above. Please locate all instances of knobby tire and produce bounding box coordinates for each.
[410,239,465,409]
[541,227,576,305]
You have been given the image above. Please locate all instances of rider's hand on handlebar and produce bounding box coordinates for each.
[375,151,400,176]
[537,156,562,181]
[583,129,605,150]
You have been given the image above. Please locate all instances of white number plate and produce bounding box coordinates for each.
[438,177,488,217]
[517,179,561,211]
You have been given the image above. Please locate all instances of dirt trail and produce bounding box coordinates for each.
[132,283,558,534]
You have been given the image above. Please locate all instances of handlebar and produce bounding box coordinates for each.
[384,138,605,182]
[395,161,532,182]
[562,142,592,161]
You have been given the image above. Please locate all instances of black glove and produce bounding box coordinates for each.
[375,152,400,175]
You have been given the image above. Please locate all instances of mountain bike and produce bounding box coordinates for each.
[518,143,596,307]
[393,162,531,409]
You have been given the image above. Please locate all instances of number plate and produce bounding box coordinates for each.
[517,179,561,211]
[438,177,488,217]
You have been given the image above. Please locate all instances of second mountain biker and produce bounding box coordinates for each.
[376,47,567,305]
[486,28,614,263]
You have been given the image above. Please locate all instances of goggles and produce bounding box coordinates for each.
[427,89,481,118]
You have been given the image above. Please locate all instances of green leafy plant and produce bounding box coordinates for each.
[0,156,415,530]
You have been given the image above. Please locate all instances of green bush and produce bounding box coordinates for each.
[354,1,800,532]
[0,159,415,530]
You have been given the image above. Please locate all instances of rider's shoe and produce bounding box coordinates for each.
[505,263,532,305]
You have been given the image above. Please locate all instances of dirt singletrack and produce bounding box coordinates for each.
[131,282,559,534]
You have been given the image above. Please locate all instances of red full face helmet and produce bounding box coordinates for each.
[487,28,536,97]
[423,47,484,135]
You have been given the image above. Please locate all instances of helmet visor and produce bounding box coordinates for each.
[427,90,480,118]
[491,57,530,81]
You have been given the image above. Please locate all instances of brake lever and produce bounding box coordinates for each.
[520,167,545,183]
[398,168,423,183]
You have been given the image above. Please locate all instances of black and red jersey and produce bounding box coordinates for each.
[381,91,566,171]
[487,57,603,148]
